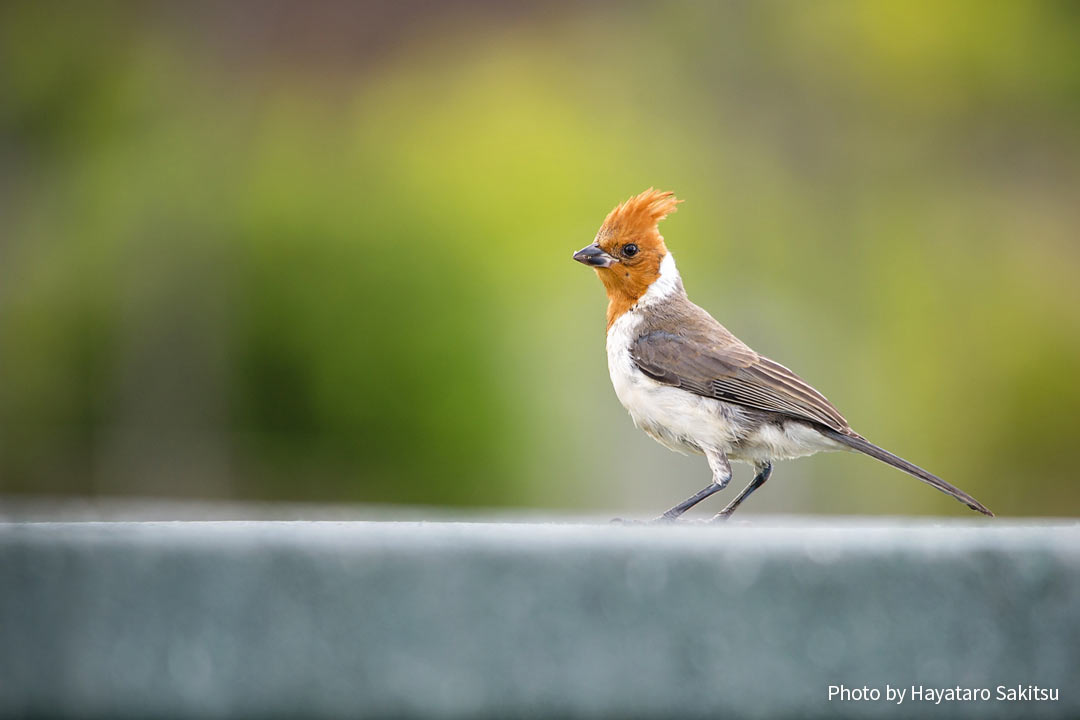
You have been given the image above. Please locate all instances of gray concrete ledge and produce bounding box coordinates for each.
[1,519,1078,719]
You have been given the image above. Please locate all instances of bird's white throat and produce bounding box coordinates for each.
[636,252,681,311]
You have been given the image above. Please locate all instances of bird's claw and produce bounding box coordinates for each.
[612,515,723,525]
[609,516,678,525]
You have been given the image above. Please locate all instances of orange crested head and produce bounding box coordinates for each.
[598,188,681,251]
[572,188,682,327]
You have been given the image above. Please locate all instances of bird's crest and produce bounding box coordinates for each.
[600,188,681,241]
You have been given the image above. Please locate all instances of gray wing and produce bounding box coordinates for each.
[630,330,850,432]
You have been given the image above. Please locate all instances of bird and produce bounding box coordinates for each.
[572,188,993,520]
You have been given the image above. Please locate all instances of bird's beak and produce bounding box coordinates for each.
[573,243,619,268]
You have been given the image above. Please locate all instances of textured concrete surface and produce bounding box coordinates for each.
[1,519,1077,719]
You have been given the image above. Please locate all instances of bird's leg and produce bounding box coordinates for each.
[712,462,772,520]
[656,450,731,521]
[657,484,724,521]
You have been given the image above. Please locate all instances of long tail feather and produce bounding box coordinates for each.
[821,429,994,517]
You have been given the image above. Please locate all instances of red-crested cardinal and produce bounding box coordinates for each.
[573,189,993,519]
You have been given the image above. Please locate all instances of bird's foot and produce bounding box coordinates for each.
[609,515,679,525]
[650,514,708,525]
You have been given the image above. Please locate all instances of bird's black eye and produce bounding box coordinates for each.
[622,243,639,258]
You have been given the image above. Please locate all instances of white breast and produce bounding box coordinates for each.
[604,252,841,464]
[605,253,744,456]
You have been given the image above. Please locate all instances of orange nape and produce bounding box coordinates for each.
[593,188,682,328]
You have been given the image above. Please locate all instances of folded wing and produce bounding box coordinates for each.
[630,330,850,433]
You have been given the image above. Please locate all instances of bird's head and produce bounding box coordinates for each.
[573,188,682,326]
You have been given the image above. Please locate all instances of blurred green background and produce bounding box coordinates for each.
[1,1,1078,517]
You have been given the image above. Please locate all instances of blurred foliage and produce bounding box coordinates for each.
[1,1,1078,516]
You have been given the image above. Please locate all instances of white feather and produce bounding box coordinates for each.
[605,252,840,466]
